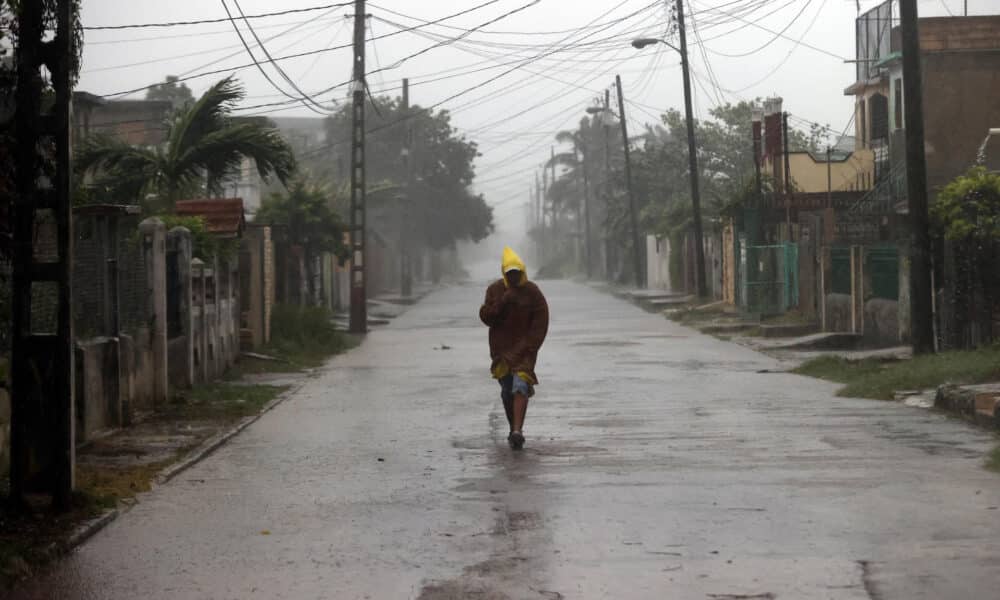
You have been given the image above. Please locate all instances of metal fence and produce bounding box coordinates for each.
[740,243,798,316]
[867,245,899,301]
[117,217,149,336]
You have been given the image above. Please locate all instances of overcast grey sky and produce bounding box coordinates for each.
[78,0,994,235]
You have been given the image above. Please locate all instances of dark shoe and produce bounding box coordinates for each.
[509,431,525,450]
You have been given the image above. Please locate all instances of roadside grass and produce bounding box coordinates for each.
[227,304,359,378]
[0,382,287,589]
[986,446,1000,473]
[987,446,1000,473]
[761,309,811,327]
[667,302,731,325]
[0,489,117,587]
[76,461,172,509]
[793,346,1000,400]
[0,305,363,588]
[166,383,288,422]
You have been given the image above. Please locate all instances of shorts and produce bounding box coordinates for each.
[499,373,534,400]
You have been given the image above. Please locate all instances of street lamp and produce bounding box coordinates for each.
[632,37,679,53]
[632,21,708,298]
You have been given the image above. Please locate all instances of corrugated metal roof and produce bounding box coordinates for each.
[175,198,246,237]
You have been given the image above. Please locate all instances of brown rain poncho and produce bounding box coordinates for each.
[479,247,549,384]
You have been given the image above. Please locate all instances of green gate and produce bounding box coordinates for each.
[741,243,798,315]
[867,245,899,300]
[830,247,852,295]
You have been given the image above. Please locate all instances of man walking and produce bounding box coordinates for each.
[479,247,549,450]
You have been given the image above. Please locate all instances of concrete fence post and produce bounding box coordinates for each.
[139,218,167,406]
[820,246,829,332]
[211,254,222,378]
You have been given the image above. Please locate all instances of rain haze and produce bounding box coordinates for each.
[6,0,1000,598]
[78,0,986,240]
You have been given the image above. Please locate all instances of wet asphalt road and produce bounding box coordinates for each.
[12,281,1000,599]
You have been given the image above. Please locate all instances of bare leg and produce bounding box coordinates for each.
[512,392,528,433]
[502,395,514,431]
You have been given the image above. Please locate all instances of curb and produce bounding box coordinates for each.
[54,377,312,560]
[155,380,306,485]
[39,289,434,563]
[934,384,1000,431]
[63,508,120,551]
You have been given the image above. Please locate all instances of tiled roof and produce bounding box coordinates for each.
[175,198,246,237]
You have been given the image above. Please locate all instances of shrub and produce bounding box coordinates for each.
[269,304,348,358]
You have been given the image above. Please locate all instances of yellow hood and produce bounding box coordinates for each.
[501,246,528,287]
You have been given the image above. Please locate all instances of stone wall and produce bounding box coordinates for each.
[75,338,120,443]
[863,298,901,348]
[825,293,853,333]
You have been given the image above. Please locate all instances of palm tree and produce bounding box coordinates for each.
[548,117,603,275]
[77,76,296,211]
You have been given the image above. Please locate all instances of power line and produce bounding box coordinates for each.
[85,14,343,46]
[84,2,353,30]
[366,0,542,78]
[368,0,659,37]
[707,0,814,58]
[99,0,512,98]
[84,13,337,74]
[223,0,334,113]
[296,0,653,160]
[692,0,848,61]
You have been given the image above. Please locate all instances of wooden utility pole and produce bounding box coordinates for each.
[827,146,833,207]
[603,89,613,281]
[550,146,558,237]
[581,137,593,279]
[400,77,412,298]
[615,75,644,288]
[11,0,76,509]
[783,111,792,237]
[537,171,545,264]
[676,0,707,297]
[752,107,763,244]
[900,0,935,354]
[348,0,367,333]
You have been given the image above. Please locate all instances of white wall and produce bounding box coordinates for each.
[646,235,671,291]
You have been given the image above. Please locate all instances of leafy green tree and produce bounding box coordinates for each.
[323,96,493,251]
[931,167,1000,348]
[931,166,1000,242]
[76,76,296,211]
[146,75,195,111]
[545,100,822,281]
[256,179,348,302]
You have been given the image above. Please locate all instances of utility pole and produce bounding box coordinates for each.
[900,0,935,354]
[826,146,833,208]
[603,89,613,281]
[11,0,76,509]
[783,111,792,238]
[550,146,558,237]
[676,0,707,297]
[400,78,412,298]
[537,171,545,264]
[581,135,593,279]
[348,0,367,333]
[615,75,644,288]
[751,106,763,244]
